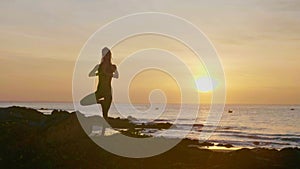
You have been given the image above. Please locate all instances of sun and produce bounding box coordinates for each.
[195,76,218,93]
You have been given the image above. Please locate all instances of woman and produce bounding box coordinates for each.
[89,47,119,119]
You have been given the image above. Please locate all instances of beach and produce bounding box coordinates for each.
[1,102,299,149]
[0,106,299,169]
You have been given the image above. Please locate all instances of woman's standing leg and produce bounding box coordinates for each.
[100,95,112,119]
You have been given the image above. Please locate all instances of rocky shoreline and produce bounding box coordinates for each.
[0,106,299,169]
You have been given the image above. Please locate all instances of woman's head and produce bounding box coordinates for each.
[101,47,112,64]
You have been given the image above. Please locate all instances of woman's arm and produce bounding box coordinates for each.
[112,65,119,79]
[88,65,99,77]
[113,69,119,79]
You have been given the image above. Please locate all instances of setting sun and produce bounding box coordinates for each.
[195,76,218,93]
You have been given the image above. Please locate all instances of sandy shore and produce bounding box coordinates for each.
[0,106,299,169]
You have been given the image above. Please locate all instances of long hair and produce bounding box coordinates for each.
[100,47,115,74]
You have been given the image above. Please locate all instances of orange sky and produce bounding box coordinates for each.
[0,1,299,104]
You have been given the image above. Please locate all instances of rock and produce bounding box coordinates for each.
[253,141,260,145]
[216,143,234,148]
[199,142,214,147]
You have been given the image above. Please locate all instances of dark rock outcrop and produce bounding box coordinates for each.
[0,106,299,169]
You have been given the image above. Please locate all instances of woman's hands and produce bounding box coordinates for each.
[89,64,118,78]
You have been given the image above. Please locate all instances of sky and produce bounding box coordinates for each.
[0,0,299,104]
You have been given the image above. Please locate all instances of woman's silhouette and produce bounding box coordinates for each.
[89,47,119,118]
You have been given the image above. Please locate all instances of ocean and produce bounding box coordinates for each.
[0,102,299,149]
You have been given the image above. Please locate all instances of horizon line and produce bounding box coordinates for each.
[0,101,299,105]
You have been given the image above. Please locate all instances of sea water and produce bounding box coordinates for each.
[0,102,299,149]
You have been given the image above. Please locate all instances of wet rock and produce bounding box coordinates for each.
[216,143,234,148]
[253,141,260,145]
